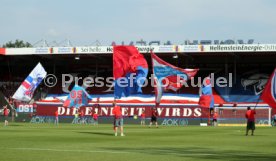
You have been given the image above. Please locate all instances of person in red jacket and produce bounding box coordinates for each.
[92,111,98,126]
[112,102,124,136]
[92,98,100,126]
[149,106,158,128]
[245,107,256,136]
[3,105,9,126]
[212,112,218,126]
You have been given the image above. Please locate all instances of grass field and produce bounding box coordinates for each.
[0,123,276,161]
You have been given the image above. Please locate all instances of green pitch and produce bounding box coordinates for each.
[0,123,276,161]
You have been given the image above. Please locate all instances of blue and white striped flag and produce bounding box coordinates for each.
[12,63,47,102]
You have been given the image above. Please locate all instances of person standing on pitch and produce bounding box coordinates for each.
[212,111,218,126]
[54,109,59,126]
[92,97,100,126]
[79,109,85,124]
[140,109,146,126]
[72,108,79,124]
[92,111,99,126]
[112,102,125,136]
[3,105,9,126]
[272,114,276,126]
[245,107,256,136]
[149,105,158,128]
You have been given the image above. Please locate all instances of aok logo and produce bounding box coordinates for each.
[258,119,269,125]
[161,119,189,126]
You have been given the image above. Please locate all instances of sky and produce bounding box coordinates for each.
[1,0,276,46]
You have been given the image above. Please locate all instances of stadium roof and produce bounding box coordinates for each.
[1,44,276,56]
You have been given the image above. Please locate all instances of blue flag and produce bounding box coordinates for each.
[63,85,92,108]
[198,76,214,108]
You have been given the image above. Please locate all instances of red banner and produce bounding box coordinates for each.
[36,103,209,118]
[0,48,5,55]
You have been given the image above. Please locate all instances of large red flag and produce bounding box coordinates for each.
[113,46,148,98]
[261,68,276,109]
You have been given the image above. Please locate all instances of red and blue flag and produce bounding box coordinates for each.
[198,76,214,108]
[63,85,92,108]
[151,52,198,103]
[261,68,276,109]
[113,46,148,99]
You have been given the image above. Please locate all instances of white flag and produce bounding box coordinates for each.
[12,62,47,102]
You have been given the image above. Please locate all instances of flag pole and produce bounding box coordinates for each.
[253,96,262,110]
[208,108,211,126]
[150,50,158,106]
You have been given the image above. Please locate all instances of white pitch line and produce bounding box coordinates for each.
[10,147,215,156]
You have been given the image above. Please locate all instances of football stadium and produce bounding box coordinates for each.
[0,41,276,161]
